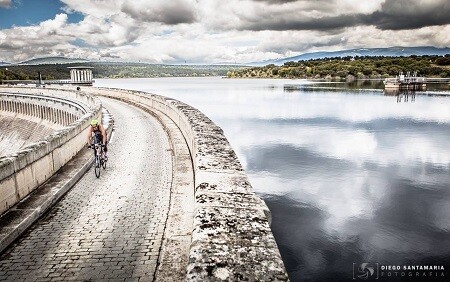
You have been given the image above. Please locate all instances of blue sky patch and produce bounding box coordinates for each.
[0,0,83,29]
[71,38,92,48]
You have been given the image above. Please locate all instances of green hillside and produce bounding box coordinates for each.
[0,62,245,81]
[230,55,450,79]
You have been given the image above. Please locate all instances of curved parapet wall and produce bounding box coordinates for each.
[0,86,102,215]
[86,87,288,281]
[0,92,87,126]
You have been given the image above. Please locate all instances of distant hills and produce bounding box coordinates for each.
[253,46,450,66]
[18,56,89,65]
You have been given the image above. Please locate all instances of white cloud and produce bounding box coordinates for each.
[0,0,449,63]
[343,25,450,49]
[39,13,68,32]
[196,0,385,31]
[0,0,11,9]
[121,0,198,25]
[60,0,122,18]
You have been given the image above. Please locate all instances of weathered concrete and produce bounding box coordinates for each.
[0,116,57,156]
[83,87,288,281]
[0,87,101,215]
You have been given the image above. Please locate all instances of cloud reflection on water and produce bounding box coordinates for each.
[222,117,450,168]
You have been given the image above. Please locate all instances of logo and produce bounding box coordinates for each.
[353,263,379,280]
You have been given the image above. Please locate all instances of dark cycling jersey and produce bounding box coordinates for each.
[92,126,107,152]
[92,126,103,143]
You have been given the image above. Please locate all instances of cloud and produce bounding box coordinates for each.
[0,0,11,8]
[99,51,121,59]
[241,14,361,31]
[0,13,107,61]
[197,0,384,31]
[72,14,144,47]
[236,0,450,31]
[366,0,450,30]
[0,0,449,64]
[252,0,299,4]
[60,0,122,18]
[257,30,347,54]
[121,0,197,25]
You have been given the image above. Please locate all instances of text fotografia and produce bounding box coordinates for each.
[353,263,445,280]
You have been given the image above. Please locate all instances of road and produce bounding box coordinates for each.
[0,97,173,281]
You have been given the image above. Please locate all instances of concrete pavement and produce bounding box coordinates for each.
[0,98,174,281]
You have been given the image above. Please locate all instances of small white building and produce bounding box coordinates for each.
[68,66,94,86]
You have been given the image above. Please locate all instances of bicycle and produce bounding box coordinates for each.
[88,143,107,178]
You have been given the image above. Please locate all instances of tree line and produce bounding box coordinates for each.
[228,55,450,80]
[0,62,243,81]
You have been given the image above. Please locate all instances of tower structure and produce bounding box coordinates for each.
[68,66,94,86]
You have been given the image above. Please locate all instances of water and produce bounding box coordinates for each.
[95,77,450,281]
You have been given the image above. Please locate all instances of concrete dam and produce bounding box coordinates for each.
[0,86,288,281]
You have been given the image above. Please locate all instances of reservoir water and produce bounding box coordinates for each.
[95,77,450,281]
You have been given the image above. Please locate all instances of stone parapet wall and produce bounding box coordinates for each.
[0,87,102,215]
[85,87,288,281]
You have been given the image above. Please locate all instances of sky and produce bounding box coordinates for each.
[0,0,449,64]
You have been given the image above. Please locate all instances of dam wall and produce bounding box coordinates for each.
[0,116,57,157]
[0,87,102,215]
[0,90,85,156]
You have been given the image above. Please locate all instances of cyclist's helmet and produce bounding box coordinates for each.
[90,119,99,127]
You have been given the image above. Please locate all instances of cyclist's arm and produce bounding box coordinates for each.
[100,125,107,144]
[86,127,93,145]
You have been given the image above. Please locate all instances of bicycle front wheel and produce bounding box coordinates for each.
[95,155,101,178]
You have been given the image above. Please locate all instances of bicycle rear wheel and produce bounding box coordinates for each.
[95,155,101,178]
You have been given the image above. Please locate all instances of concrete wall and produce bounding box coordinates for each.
[85,87,288,281]
[0,93,83,126]
[0,116,58,157]
[0,86,102,215]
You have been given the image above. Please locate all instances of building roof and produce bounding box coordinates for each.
[67,66,94,69]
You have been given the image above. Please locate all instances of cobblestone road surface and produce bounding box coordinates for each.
[0,98,173,281]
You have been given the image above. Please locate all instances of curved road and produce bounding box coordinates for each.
[0,98,173,281]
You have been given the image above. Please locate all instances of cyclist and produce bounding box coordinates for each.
[86,119,108,157]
